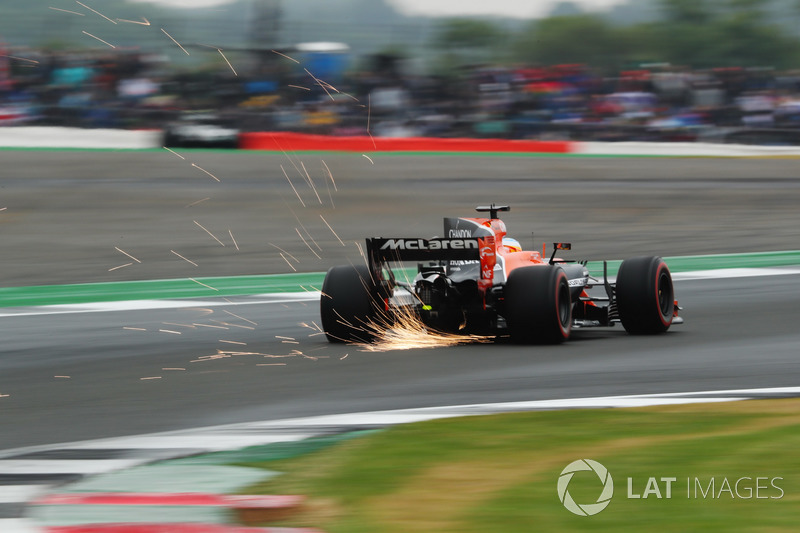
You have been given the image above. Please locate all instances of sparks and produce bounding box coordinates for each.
[49,7,85,16]
[162,368,186,371]
[271,49,299,63]
[186,197,211,208]
[194,220,226,247]
[268,243,299,263]
[218,48,237,76]
[304,68,335,101]
[300,161,323,205]
[76,1,116,23]
[224,310,257,326]
[295,227,322,259]
[2,55,39,64]
[117,17,150,26]
[193,323,228,329]
[340,354,349,360]
[108,263,132,271]
[115,246,141,263]
[123,327,147,331]
[82,31,115,48]
[353,300,493,352]
[228,229,239,251]
[161,28,190,55]
[281,164,305,207]
[54,376,71,379]
[163,146,185,160]
[171,250,198,267]
[219,340,247,345]
[159,329,182,335]
[320,214,345,246]
[279,252,297,271]
[191,163,221,182]
[213,320,254,330]
[288,85,311,91]
[321,160,337,191]
[140,376,162,380]
[189,278,219,291]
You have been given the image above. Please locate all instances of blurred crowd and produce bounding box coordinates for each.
[3,44,800,144]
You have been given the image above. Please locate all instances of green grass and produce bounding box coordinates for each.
[243,399,800,532]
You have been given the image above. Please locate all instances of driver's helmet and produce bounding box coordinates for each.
[502,237,522,253]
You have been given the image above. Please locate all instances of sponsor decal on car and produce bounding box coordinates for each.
[379,238,479,251]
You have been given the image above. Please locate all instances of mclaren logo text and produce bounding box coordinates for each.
[379,239,479,251]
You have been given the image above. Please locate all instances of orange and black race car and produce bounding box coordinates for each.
[321,205,682,344]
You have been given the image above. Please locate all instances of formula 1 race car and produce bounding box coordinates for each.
[321,205,682,344]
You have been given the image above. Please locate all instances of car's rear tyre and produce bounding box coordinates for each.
[504,266,572,344]
[616,256,674,334]
[321,264,382,343]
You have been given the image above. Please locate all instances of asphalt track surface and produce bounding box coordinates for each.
[1,150,799,450]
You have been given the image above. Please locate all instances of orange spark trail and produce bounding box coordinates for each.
[288,85,311,91]
[300,161,323,204]
[117,17,150,26]
[320,214,345,246]
[170,250,198,267]
[224,310,257,326]
[49,7,85,16]
[280,252,297,271]
[218,48,237,76]
[321,160,337,191]
[281,165,305,207]
[163,146,186,160]
[76,1,117,23]
[295,227,322,258]
[228,229,239,251]
[194,220,226,246]
[268,243,299,263]
[161,28,190,55]
[2,55,39,64]
[304,68,334,101]
[191,163,221,182]
[115,246,141,263]
[82,31,115,48]
[108,263,132,272]
[271,49,299,63]
[186,197,211,208]
[189,278,219,291]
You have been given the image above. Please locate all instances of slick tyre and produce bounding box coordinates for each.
[321,264,381,343]
[616,256,674,334]
[505,266,572,344]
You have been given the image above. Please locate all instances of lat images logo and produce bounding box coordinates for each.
[558,459,614,516]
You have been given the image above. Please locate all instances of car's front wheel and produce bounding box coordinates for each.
[615,256,674,334]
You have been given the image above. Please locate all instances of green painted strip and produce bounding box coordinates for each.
[0,273,325,308]
[1,251,799,308]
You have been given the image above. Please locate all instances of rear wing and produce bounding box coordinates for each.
[366,237,498,290]
[367,237,482,263]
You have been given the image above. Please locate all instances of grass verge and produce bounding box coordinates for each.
[242,399,800,532]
